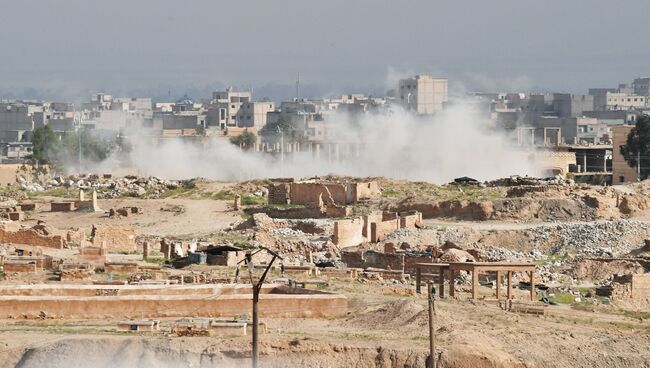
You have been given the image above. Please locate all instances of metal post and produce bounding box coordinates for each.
[427,282,437,368]
[246,250,280,368]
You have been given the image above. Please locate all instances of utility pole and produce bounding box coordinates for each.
[637,151,641,181]
[244,247,283,368]
[427,282,437,368]
[78,124,83,174]
[277,126,284,175]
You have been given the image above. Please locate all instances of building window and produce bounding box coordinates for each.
[620,176,625,183]
[231,116,236,120]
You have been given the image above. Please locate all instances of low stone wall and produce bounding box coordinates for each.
[0,284,347,319]
[632,274,650,299]
[91,225,137,253]
[51,202,75,212]
[341,250,405,272]
[245,206,324,219]
[0,227,65,249]
[3,261,37,273]
[105,262,138,273]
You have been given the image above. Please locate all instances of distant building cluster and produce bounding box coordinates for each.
[1,74,650,184]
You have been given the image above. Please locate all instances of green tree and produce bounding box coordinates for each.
[30,125,59,164]
[229,129,257,150]
[259,116,306,144]
[31,126,113,171]
[621,114,650,179]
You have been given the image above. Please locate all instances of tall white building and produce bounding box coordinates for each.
[398,74,448,114]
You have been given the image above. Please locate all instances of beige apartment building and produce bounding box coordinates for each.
[612,125,638,184]
[606,92,647,110]
[398,74,448,114]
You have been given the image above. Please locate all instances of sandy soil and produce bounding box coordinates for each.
[25,197,240,238]
[1,282,649,368]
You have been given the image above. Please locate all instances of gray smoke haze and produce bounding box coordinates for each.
[109,103,540,183]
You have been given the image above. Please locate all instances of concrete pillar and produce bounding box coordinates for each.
[79,190,85,201]
[543,128,547,145]
[556,129,561,146]
[529,271,535,301]
[315,144,320,160]
[142,242,149,259]
[438,268,445,298]
[234,194,241,211]
[507,271,513,300]
[335,143,340,162]
[496,271,501,300]
[530,129,535,145]
[583,153,587,173]
[449,269,455,297]
[92,190,99,212]
[471,270,478,301]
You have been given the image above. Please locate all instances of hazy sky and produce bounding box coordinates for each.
[1,0,649,101]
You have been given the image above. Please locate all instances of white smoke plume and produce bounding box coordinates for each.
[107,102,541,183]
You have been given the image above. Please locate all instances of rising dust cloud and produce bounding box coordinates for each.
[105,103,540,183]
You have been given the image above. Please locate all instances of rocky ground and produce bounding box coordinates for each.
[2,172,650,367]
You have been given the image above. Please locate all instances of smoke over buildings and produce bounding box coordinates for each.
[116,103,540,183]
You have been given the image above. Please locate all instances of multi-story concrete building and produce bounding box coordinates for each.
[235,101,275,129]
[632,77,650,96]
[397,75,448,114]
[552,94,594,118]
[80,94,153,131]
[604,92,646,110]
[589,88,618,111]
[206,87,252,129]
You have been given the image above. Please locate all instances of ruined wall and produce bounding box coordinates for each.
[325,205,352,218]
[245,206,324,219]
[632,274,650,299]
[268,183,291,205]
[363,212,383,239]
[0,226,65,249]
[364,251,405,272]
[3,262,37,273]
[290,183,326,207]
[370,219,399,243]
[323,183,348,205]
[404,255,435,274]
[333,217,365,247]
[91,225,137,253]
[341,250,405,272]
[399,211,422,229]
[290,183,345,207]
[353,182,381,201]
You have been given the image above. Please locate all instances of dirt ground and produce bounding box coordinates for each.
[25,197,240,238]
[1,282,649,368]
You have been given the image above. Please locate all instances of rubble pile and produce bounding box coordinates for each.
[530,220,650,257]
[487,175,575,187]
[17,174,182,199]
